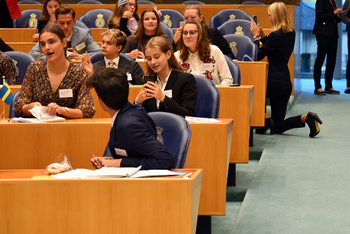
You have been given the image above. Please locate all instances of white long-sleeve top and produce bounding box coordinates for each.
[174,45,233,85]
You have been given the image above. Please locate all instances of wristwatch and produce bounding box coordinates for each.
[64,107,70,117]
[253,35,260,40]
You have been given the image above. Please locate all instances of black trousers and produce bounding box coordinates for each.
[267,80,305,134]
[313,34,338,90]
[346,31,350,87]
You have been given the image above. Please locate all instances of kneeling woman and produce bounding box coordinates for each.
[14,25,96,118]
[135,36,197,118]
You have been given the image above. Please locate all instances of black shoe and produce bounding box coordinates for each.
[325,89,340,95]
[345,89,350,94]
[305,112,323,138]
[255,118,274,135]
[314,89,326,95]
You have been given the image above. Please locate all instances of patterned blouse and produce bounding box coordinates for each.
[14,60,96,118]
[0,52,20,85]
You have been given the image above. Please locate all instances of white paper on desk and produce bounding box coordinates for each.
[13,117,42,123]
[87,166,142,178]
[185,117,222,123]
[29,106,65,122]
[51,169,95,178]
[131,170,181,178]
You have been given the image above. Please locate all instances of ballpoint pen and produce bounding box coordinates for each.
[93,155,102,168]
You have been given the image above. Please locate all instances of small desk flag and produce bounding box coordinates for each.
[0,80,14,105]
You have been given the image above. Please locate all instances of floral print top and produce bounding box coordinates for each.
[174,45,233,85]
[14,60,96,118]
[0,52,20,85]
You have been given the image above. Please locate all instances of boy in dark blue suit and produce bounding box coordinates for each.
[87,67,175,170]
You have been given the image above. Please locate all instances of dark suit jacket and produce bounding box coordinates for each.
[206,27,235,59]
[255,29,295,90]
[109,102,175,170]
[142,70,197,118]
[313,0,341,38]
[93,56,144,85]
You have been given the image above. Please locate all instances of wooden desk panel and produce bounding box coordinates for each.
[0,28,36,42]
[236,61,268,127]
[0,118,232,216]
[0,169,202,234]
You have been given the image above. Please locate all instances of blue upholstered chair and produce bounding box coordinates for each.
[77,0,103,4]
[181,0,206,4]
[78,9,113,28]
[241,0,265,5]
[193,75,220,118]
[209,9,252,28]
[74,20,91,34]
[103,112,191,169]
[4,51,36,84]
[224,55,241,85]
[223,34,257,61]
[18,0,41,4]
[148,112,191,168]
[160,22,175,40]
[137,0,156,4]
[159,9,184,28]
[218,19,253,40]
[14,9,42,28]
[9,91,20,118]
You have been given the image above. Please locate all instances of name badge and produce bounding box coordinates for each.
[163,89,172,98]
[74,42,86,54]
[202,63,213,70]
[114,148,128,157]
[127,73,132,81]
[59,89,73,98]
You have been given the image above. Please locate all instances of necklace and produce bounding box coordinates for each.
[48,64,68,75]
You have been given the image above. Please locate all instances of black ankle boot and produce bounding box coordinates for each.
[255,118,274,135]
[305,112,323,138]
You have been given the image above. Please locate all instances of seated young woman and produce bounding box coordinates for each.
[121,8,172,60]
[135,36,197,118]
[14,24,96,118]
[174,19,233,85]
[108,0,139,37]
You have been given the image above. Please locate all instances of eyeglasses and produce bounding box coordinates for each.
[127,2,136,8]
[183,30,198,36]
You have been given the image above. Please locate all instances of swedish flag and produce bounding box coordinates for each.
[0,80,13,105]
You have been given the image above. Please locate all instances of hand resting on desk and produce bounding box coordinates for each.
[91,156,122,169]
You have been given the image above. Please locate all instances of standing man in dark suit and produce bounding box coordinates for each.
[342,0,350,93]
[84,29,143,85]
[313,0,347,95]
[88,67,175,170]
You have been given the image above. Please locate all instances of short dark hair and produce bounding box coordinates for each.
[87,67,129,110]
[55,6,76,20]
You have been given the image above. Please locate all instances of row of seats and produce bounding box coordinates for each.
[14,8,255,31]
[18,0,265,5]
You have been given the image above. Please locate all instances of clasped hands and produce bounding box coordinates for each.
[136,81,165,103]
[91,156,121,169]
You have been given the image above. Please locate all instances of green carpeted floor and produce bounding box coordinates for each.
[212,79,350,234]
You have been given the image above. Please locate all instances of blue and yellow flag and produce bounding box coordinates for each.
[0,80,14,105]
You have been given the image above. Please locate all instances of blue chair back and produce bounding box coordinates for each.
[218,19,253,40]
[209,9,252,28]
[193,75,220,118]
[148,112,191,169]
[4,51,36,84]
[75,20,91,34]
[223,34,257,61]
[14,9,42,28]
[18,0,41,4]
[9,91,20,118]
[241,0,265,4]
[181,0,206,4]
[159,9,184,28]
[137,0,156,3]
[160,22,175,40]
[224,55,241,85]
[78,9,113,28]
[77,0,103,4]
